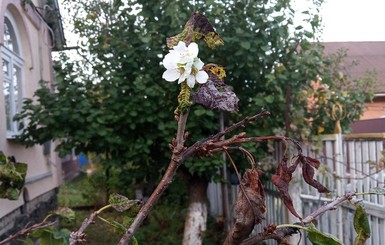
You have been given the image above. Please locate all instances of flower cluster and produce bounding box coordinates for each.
[162,41,208,88]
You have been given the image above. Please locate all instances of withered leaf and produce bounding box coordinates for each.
[271,174,302,219]
[191,64,239,112]
[224,168,266,245]
[167,12,223,49]
[301,156,330,193]
[304,156,321,169]
[271,157,302,219]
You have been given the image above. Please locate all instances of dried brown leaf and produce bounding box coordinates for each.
[305,156,321,169]
[166,12,223,49]
[191,64,239,112]
[271,157,302,219]
[301,156,330,193]
[224,168,266,245]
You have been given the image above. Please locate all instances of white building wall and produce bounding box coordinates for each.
[0,0,61,220]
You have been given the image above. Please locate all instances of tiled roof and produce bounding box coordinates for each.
[322,41,385,94]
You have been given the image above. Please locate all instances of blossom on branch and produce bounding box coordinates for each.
[162,41,208,88]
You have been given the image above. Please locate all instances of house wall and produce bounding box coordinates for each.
[0,0,61,238]
[360,96,385,120]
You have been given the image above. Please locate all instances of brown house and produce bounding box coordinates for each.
[322,41,385,133]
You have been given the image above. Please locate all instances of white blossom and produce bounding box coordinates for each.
[162,41,208,88]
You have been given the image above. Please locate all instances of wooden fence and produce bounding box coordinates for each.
[207,133,385,244]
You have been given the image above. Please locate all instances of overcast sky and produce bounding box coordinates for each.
[61,0,385,46]
[320,0,385,42]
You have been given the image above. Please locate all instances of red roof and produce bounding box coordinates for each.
[322,41,385,94]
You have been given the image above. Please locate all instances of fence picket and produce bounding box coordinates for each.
[207,133,385,245]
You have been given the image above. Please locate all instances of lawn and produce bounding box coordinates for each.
[58,173,107,208]
[57,173,223,244]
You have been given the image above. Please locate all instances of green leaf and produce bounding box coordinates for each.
[264,95,274,104]
[108,193,142,212]
[0,151,28,200]
[52,207,75,222]
[53,229,71,245]
[22,238,35,245]
[97,215,127,234]
[307,223,343,245]
[6,188,20,200]
[240,41,251,50]
[193,108,206,116]
[132,236,138,245]
[353,204,370,245]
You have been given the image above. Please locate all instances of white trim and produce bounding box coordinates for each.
[25,172,53,184]
[2,9,25,138]
[3,10,23,55]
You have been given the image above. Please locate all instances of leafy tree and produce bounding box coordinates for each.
[15,0,374,243]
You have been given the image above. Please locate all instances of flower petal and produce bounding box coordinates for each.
[178,70,189,83]
[179,56,194,65]
[196,71,209,84]
[163,53,179,69]
[187,75,196,88]
[187,42,199,57]
[193,58,204,70]
[174,41,187,53]
[162,69,180,82]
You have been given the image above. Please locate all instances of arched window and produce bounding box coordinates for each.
[2,11,24,138]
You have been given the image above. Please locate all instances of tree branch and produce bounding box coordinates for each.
[118,110,190,245]
[0,221,56,245]
[182,110,276,159]
[210,109,271,141]
[70,211,99,245]
[301,191,355,224]
[117,110,274,244]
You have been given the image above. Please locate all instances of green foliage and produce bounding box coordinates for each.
[108,193,141,213]
[306,223,343,245]
[52,207,76,222]
[14,0,374,188]
[23,227,71,245]
[0,151,27,200]
[20,207,75,245]
[353,204,370,245]
[134,203,185,244]
[294,49,375,137]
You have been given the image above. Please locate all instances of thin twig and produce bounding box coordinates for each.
[301,191,355,224]
[0,221,56,245]
[210,110,271,141]
[240,226,296,245]
[223,148,252,208]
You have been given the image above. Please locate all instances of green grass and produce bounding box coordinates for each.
[62,210,122,244]
[58,173,107,207]
[57,174,224,244]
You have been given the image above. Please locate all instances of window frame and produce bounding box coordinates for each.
[2,10,25,138]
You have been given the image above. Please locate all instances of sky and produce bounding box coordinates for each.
[60,0,385,46]
[318,0,385,42]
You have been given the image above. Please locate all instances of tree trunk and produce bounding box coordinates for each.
[183,176,209,245]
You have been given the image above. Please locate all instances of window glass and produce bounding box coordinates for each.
[2,14,24,137]
[3,17,19,54]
